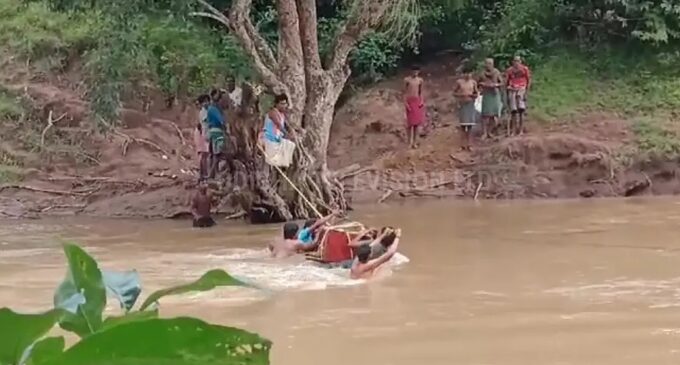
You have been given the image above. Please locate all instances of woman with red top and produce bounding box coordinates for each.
[505,56,532,135]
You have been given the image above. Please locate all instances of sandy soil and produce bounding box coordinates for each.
[1,55,678,219]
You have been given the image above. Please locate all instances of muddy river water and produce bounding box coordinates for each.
[2,198,680,364]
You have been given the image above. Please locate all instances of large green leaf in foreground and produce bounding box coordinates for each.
[24,337,65,365]
[0,308,62,365]
[139,269,248,310]
[49,317,271,365]
[101,309,158,330]
[53,243,106,337]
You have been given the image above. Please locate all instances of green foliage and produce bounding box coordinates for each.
[632,118,680,158]
[0,0,100,70]
[55,317,270,365]
[0,89,23,120]
[101,310,159,330]
[0,165,24,183]
[25,337,65,365]
[0,242,269,365]
[142,16,252,99]
[351,32,404,83]
[140,269,249,311]
[528,48,680,123]
[0,308,63,365]
[554,0,680,44]
[477,0,555,63]
[54,243,107,337]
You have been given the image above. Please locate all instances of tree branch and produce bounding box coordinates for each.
[326,1,392,73]
[274,0,306,114]
[295,0,322,72]
[194,0,285,93]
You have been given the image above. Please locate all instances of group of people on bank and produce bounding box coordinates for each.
[403,55,532,150]
[188,57,531,277]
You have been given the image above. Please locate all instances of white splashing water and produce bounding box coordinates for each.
[134,248,411,306]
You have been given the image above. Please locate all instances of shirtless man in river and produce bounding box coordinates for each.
[268,222,316,258]
[191,182,215,228]
[350,228,401,279]
[403,66,426,149]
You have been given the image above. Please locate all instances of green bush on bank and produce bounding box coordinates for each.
[0,0,100,70]
[526,48,680,122]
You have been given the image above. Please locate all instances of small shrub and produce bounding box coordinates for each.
[632,118,680,159]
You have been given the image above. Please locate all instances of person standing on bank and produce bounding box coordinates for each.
[207,88,227,178]
[479,58,503,139]
[454,66,479,151]
[403,65,426,149]
[505,56,532,135]
[194,94,211,180]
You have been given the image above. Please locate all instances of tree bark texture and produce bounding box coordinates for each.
[196,0,399,220]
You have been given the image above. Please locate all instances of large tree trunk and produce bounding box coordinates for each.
[194,0,407,220]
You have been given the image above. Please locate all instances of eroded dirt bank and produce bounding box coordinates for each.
[1,57,678,219]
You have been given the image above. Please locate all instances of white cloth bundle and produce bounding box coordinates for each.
[263,138,296,167]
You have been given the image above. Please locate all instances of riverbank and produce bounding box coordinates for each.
[2,51,680,219]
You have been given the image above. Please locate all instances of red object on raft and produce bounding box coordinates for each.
[306,228,359,263]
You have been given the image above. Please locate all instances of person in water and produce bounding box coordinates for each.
[403,65,426,149]
[297,211,340,247]
[350,228,401,279]
[268,222,318,258]
[349,226,397,260]
[191,182,215,228]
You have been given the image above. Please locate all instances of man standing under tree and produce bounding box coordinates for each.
[194,94,211,180]
[403,66,426,149]
[207,88,227,178]
[454,66,479,151]
[479,58,503,139]
[505,56,532,135]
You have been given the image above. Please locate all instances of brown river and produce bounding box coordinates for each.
[2,198,680,364]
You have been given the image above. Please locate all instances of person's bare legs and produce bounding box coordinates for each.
[466,127,473,150]
[458,126,467,151]
[209,152,222,179]
[412,126,419,148]
[481,117,488,140]
[459,126,472,151]
[509,112,518,136]
[199,152,208,180]
[407,126,415,148]
[517,110,525,135]
[490,116,498,137]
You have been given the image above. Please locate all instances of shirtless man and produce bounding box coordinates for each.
[479,58,503,139]
[191,182,215,228]
[268,222,316,258]
[403,66,426,149]
[350,228,401,280]
[454,67,479,151]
